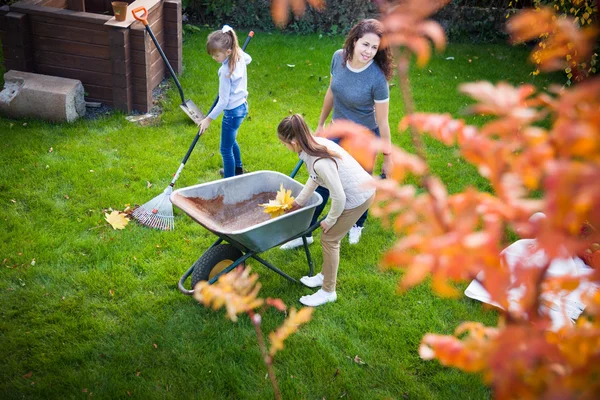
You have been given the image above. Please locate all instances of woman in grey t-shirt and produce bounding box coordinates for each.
[281,19,393,249]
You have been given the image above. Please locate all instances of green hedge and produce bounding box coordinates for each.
[185,0,379,35]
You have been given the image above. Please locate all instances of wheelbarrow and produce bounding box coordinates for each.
[171,170,323,294]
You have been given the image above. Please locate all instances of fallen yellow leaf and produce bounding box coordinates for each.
[104,210,129,230]
[259,184,295,218]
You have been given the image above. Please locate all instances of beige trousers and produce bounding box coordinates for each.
[321,193,375,292]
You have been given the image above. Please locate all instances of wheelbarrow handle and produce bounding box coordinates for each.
[131,6,148,25]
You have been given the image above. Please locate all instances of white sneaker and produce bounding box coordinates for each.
[280,236,313,250]
[348,225,363,245]
[299,289,337,307]
[300,273,324,288]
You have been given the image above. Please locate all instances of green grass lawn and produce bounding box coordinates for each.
[0,30,560,399]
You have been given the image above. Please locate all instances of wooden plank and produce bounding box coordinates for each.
[84,83,113,101]
[164,31,179,49]
[131,46,160,66]
[130,26,162,48]
[11,3,111,25]
[163,0,181,24]
[132,102,149,112]
[4,12,31,47]
[105,0,160,28]
[3,43,32,60]
[110,42,130,65]
[31,21,110,46]
[4,12,34,71]
[33,50,112,73]
[133,89,151,106]
[67,0,85,12]
[164,45,180,59]
[113,87,132,111]
[36,64,112,87]
[149,64,166,89]
[30,14,110,31]
[84,0,108,14]
[0,6,9,34]
[39,0,68,8]
[109,27,133,111]
[163,0,180,8]
[32,36,110,59]
[5,57,33,72]
[130,3,162,31]
[87,98,114,107]
[131,57,151,79]
[149,55,164,78]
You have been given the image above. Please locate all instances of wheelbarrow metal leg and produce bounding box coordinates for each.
[251,254,298,283]
[302,236,314,276]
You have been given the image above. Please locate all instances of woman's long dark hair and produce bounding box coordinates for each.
[342,19,393,80]
[278,115,339,161]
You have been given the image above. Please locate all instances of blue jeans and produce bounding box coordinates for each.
[221,102,247,178]
[309,127,380,233]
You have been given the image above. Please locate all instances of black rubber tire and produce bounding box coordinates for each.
[191,244,244,288]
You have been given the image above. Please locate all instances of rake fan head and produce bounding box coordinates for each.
[132,187,174,231]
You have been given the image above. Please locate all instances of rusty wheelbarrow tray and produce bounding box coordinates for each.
[171,171,323,294]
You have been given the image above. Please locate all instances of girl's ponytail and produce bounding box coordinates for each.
[278,115,339,161]
[206,25,242,77]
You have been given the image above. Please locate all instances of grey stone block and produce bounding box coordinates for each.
[0,70,86,122]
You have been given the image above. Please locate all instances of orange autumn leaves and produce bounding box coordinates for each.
[194,267,313,357]
[507,6,598,78]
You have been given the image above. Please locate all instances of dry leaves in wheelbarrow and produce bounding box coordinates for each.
[259,184,295,218]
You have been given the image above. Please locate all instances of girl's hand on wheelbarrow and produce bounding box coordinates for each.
[199,117,212,133]
[320,220,332,233]
[286,201,302,213]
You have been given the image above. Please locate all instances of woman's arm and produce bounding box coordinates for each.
[316,85,334,134]
[375,101,393,176]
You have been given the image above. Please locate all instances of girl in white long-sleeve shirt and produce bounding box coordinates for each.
[199,25,251,178]
[278,114,376,306]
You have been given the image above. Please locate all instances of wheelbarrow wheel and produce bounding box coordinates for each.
[191,244,244,288]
